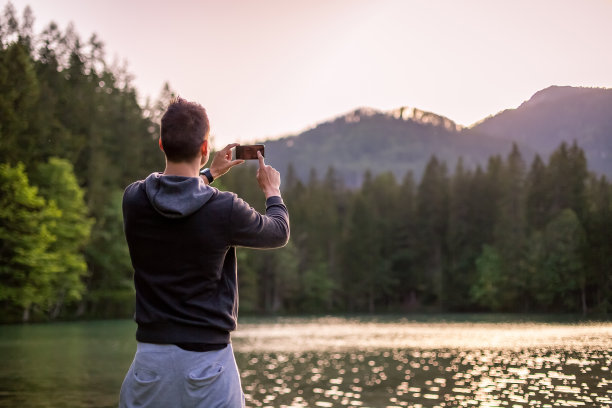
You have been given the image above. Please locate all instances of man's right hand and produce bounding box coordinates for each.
[209,143,244,180]
[256,151,282,198]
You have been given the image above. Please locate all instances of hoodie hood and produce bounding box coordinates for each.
[144,172,214,218]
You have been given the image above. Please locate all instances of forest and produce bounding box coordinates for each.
[1,5,610,322]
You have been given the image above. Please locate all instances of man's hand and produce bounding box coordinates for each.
[256,151,281,198]
[208,143,244,180]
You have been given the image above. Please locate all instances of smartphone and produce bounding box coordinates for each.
[235,144,265,160]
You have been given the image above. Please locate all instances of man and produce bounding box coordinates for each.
[119,97,289,407]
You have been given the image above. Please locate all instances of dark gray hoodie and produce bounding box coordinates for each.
[123,172,289,345]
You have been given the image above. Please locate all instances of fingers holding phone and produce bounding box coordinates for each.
[209,143,244,179]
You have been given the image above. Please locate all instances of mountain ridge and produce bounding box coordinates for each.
[258,86,612,186]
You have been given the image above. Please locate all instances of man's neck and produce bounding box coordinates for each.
[163,160,200,178]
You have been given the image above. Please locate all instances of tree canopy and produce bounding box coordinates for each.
[0,4,610,321]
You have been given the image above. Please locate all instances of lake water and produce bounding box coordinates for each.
[0,317,610,407]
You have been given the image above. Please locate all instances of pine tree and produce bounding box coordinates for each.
[340,181,380,312]
[446,158,479,310]
[583,175,612,313]
[364,171,401,311]
[538,209,587,312]
[0,41,40,165]
[390,170,419,309]
[473,145,528,311]
[526,154,549,230]
[415,156,449,307]
[546,142,588,221]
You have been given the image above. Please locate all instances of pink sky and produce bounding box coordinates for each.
[7,0,612,148]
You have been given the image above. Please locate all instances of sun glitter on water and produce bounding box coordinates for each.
[233,318,612,407]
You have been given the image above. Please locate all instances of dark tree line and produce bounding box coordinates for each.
[0,5,610,322]
[0,4,165,321]
[222,141,611,316]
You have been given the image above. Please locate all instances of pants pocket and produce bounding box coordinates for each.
[182,349,244,407]
[186,362,224,386]
[120,354,166,408]
[134,366,160,384]
[130,364,162,406]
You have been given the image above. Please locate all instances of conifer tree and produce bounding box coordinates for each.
[340,177,380,312]
[446,158,479,309]
[365,171,401,311]
[415,156,449,306]
[583,175,612,313]
[390,171,419,309]
[473,145,528,310]
[526,154,549,230]
[537,209,587,312]
[546,142,588,221]
[0,41,39,165]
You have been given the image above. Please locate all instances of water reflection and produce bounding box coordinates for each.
[233,318,612,407]
[0,318,610,407]
[236,348,611,407]
[233,317,612,351]
[0,321,135,408]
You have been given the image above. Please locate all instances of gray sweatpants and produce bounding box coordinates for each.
[119,342,245,408]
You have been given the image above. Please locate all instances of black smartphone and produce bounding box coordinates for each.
[235,144,265,160]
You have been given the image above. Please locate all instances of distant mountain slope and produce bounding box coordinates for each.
[472,86,612,177]
[264,108,515,187]
[259,86,611,187]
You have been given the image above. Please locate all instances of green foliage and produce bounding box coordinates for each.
[0,41,39,162]
[30,157,93,318]
[301,260,335,313]
[85,190,134,317]
[226,140,610,316]
[526,154,549,230]
[445,159,481,310]
[0,163,60,321]
[490,144,529,309]
[1,4,610,321]
[236,249,259,313]
[471,245,505,311]
[583,175,612,313]
[415,157,449,306]
[0,5,163,320]
[538,209,587,311]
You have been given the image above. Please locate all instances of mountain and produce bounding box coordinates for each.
[263,108,516,187]
[471,86,612,177]
[259,86,612,187]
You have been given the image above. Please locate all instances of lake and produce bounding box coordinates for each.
[0,316,610,407]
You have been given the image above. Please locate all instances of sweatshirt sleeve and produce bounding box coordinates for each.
[229,195,290,249]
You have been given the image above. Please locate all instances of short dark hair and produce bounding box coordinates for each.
[160,97,210,162]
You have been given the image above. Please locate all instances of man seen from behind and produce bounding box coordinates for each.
[119,97,289,407]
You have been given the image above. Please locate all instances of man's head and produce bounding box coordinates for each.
[160,97,210,163]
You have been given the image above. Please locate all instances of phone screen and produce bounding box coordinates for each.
[235,145,265,160]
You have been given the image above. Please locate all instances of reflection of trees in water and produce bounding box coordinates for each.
[1,319,610,407]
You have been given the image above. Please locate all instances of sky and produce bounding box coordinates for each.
[6,0,612,148]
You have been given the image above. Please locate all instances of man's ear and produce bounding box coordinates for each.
[158,137,164,152]
[201,139,209,156]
